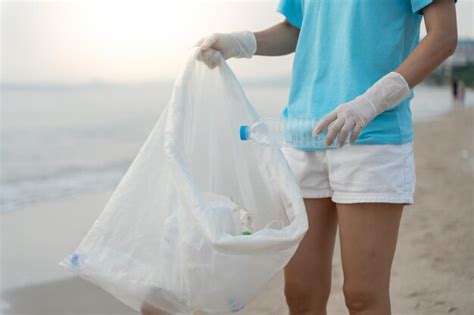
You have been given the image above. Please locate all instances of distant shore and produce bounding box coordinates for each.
[1,108,473,315]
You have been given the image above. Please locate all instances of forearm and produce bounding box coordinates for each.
[396,32,457,88]
[396,0,457,88]
[254,20,300,56]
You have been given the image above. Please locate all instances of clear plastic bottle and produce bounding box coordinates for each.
[240,117,344,150]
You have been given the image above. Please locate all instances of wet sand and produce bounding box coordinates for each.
[1,108,472,315]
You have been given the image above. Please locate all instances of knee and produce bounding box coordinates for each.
[284,281,330,315]
[343,283,386,313]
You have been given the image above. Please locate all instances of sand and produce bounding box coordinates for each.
[1,108,473,315]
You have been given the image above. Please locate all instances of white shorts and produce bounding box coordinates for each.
[281,142,416,204]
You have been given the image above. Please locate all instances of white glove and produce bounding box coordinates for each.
[196,31,257,68]
[313,72,411,147]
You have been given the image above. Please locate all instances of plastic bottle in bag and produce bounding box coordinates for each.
[240,117,347,150]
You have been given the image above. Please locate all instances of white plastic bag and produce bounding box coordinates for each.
[60,50,308,314]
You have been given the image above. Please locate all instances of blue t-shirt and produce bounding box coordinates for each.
[278,0,436,145]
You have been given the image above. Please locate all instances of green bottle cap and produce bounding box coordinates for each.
[242,231,252,235]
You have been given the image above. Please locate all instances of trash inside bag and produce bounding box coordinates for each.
[60,49,308,315]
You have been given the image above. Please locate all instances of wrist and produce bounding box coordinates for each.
[230,31,257,58]
[363,72,411,115]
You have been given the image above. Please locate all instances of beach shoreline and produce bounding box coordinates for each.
[1,107,473,315]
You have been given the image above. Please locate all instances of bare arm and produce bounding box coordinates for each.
[254,20,300,56]
[396,0,457,88]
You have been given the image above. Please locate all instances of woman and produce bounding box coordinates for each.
[195,1,457,314]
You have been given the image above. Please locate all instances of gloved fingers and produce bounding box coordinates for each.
[312,111,338,136]
[199,33,219,51]
[325,116,345,146]
[337,120,354,148]
[349,124,363,144]
[196,49,221,69]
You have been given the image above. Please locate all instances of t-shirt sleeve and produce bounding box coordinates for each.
[411,0,456,15]
[277,0,303,29]
[411,0,433,14]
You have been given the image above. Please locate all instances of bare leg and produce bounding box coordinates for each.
[284,198,338,315]
[337,203,403,315]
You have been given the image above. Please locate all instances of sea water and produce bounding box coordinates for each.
[1,83,472,212]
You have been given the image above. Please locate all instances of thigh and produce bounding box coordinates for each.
[328,143,415,204]
[281,146,333,199]
[284,198,338,292]
[337,203,403,292]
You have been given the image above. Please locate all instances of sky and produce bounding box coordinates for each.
[1,0,473,85]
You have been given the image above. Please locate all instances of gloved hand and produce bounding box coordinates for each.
[312,72,411,147]
[196,31,257,68]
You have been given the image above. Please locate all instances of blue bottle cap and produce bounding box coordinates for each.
[240,125,249,141]
[70,253,80,267]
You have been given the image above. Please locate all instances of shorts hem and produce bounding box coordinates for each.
[332,192,414,205]
[300,189,333,199]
